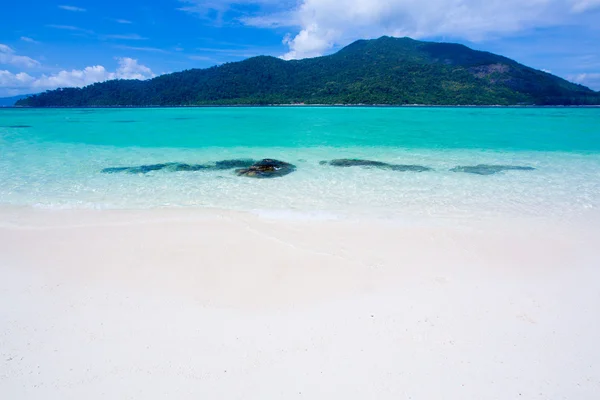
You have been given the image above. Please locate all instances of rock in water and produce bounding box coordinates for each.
[389,165,432,172]
[214,159,255,170]
[164,163,210,172]
[322,159,432,172]
[327,159,391,168]
[101,163,207,174]
[101,166,131,174]
[101,163,171,174]
[235,159,296,178]
[101,159,256,174]
[450,165,535,175]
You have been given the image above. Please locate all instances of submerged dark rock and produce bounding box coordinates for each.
[235,159,296,178]
[5,125,32,128]
[450,165,535,175]
[327,159,390,168]
[389,165,432,172]
[322,159,432,172]
[164,163,211,172]
[215,159,255,170]
[101,163,171,174]
[101,159,257,174]
[101,166,131,174]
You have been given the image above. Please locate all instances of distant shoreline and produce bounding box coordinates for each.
[5,104,600,109]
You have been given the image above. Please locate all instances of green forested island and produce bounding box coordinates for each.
[16,36,600,107]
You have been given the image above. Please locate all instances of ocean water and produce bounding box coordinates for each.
[1,107,600,219]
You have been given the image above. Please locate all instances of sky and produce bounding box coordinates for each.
[1,0,600,97]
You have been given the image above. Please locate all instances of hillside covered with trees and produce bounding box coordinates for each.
[17,36,600,107]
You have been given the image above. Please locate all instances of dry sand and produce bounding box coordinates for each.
[1,206,599,399]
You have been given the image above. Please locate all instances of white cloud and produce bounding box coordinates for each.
[0,70,35,86]
[282,26,335,60]
[114,57,155,80]
[0,58,155,96]
[178,0,295,25]
[113,19,133,24]
[189,55,215,61]
[0,44,40,68]
[47,25,95,34]
[104,34,148,40]
[114,45,169,53]
[569,72,600,90]
[233,0,600,59]
[239,11,297,28]
[20,37,40,44]
[571,0,600,12]
[58,5,87,12]
[178,0,282,15]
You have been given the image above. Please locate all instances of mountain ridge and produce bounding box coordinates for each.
[16,36,600,107]
[0,94,35,107]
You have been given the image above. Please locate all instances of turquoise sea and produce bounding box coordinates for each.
[1,107,600,218]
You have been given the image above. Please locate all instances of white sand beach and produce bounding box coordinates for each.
[1,207,599,399]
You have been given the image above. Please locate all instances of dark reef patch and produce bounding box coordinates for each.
[102,163,170,174]
[388,165,432,172]
[165,163,212,172]
[235,159,296,178]
[4,125,32,128]
[101,159,257,174]
[101,166,131,174]
[215,159,255,170]
[321,159,432,172]
[450,165,535,175]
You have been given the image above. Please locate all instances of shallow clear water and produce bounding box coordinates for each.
[1,107,600,218]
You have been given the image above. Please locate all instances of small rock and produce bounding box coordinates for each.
[450,164,535,175]
[235,159,296,178]
[322,159,432,172]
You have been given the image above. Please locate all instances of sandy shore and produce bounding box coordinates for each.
[1,207,599,399]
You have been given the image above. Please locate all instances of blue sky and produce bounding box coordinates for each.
[1,0,600,96]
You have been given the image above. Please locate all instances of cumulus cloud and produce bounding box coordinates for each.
[0,70,35,86]
[113,57,155,80]
[568,72,600,90]
[233,0,600,59]
[58,5,86,12]
[0,44,40,68]
[0,58,155,96]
